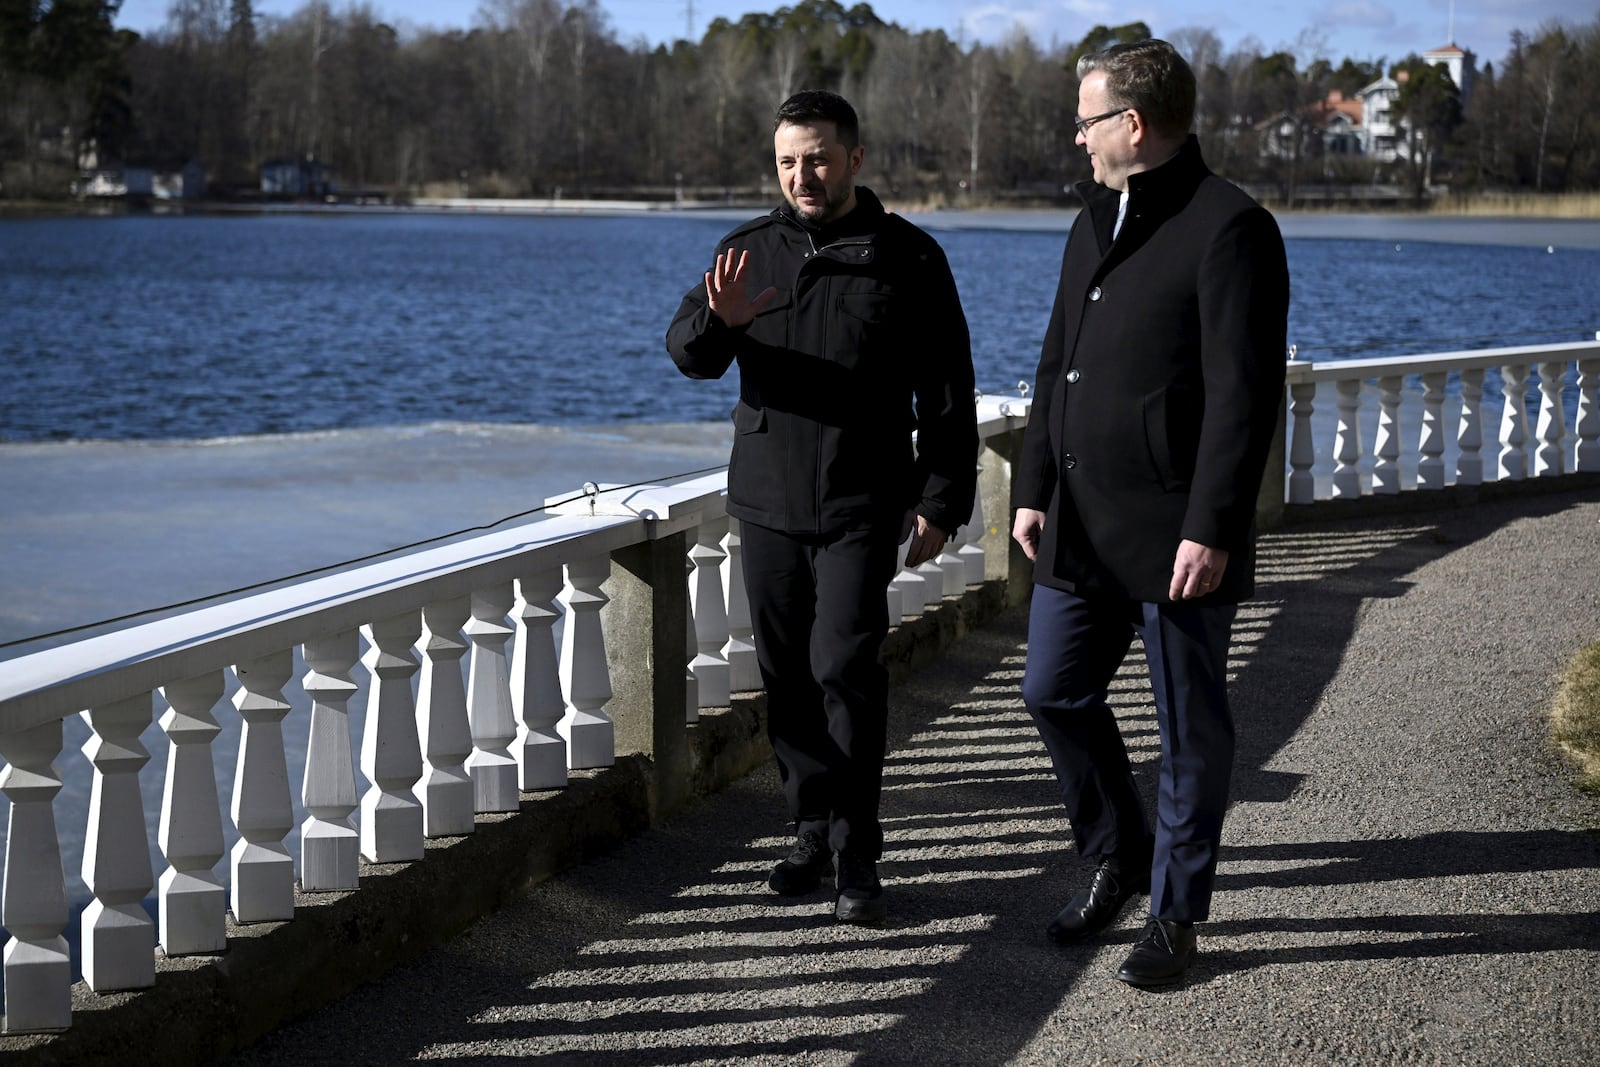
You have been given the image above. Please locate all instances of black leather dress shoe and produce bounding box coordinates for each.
[1115,918,1196,988]
[1046,861,1150,943]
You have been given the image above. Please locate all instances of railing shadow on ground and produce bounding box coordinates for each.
[224,488,1600,1065]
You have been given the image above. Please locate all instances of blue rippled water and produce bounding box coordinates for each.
[2,210,1598,443]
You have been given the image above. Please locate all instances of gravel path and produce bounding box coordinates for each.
[231,488,1600,1066]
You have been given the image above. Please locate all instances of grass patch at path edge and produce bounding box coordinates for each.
[1552,640,1600,796]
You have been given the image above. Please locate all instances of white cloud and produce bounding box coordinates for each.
[1315,1,1400,31]
[1060,0,1117,17]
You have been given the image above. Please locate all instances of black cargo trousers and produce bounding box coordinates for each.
[738,515,904,861]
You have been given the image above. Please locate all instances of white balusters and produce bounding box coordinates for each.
[230,651,295,923]
[934,533,967,597]
[360,612,425,862]
[80,695,155,992]
[915,560,946,608]
[1372,375,1402,494]
[466,584,521,813]
[1456,367,1485,486]
[1498,362,1529,480]
[689,516,731,708]
[683,571,699,725]
[0,721,71,1032]
[157,672,227,955]
[720,519,760,692]
[1418,371,1448,489]
[1332,377,1363,497]
[417,597,474,837]
[892,560,930,620]
[511,570,568,790]
[958,463,987,587]
[1576,356,1600,471]
[1534,361,1567,476]
[301,629,361,891]
[1287,380,1317,504]
[558,556,616,769]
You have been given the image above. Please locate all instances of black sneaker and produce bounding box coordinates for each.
[768,830,833,895]
[834,850,887,923]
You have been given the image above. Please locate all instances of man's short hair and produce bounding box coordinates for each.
[1076,39,1196,140]
[774,90,860,150]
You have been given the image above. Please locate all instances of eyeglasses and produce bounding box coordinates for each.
[1074,108,1129,134]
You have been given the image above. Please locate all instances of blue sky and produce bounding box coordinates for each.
[114,1,1597,65]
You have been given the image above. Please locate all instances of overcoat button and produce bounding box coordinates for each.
[1065,369,1081,383]
[1062,453,1077,469]
[1088,286,1102,301]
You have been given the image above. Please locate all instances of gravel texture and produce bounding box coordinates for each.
[230,489,1600,1066]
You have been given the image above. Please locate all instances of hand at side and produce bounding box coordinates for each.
[901,511,948,568]
[1169,539,1229,601]
[1012,507,1046,562]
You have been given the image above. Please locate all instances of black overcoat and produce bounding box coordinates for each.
[1013,137,1290,604]
[666,188,977,537]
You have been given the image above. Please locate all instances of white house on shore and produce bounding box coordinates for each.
[1256,41,1475,175]
[1357,42,1477,164]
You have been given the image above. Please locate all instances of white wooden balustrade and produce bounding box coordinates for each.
[158,672,227,956]
[510,571,568,791]
[418,597,474,838]
[466,585,521,813]
[721,520,760,693]
[1284,338,1600,503]
[688,515,731,710]
[80,696,155,992]
[1,502,656,1033]
[230,651,295,923]
[300,630,360,892]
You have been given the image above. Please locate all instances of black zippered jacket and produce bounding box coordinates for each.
[666,187,977,537]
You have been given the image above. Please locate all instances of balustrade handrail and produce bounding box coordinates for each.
[0,511,669,735]
[1286,338,1600,381]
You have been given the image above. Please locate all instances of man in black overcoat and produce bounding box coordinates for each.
[1012,39,1290,987]
[667,91,977,923]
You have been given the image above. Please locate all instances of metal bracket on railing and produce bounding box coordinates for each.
[973,387,983,403]
[1017,380,1030,398]
[581,481,600,514]
[1288,344,1298,360]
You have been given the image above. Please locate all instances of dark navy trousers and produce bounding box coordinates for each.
[1021,583,1237,923]
[739,518,902,860]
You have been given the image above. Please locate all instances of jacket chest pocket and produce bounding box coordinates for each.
[831,289,896,369]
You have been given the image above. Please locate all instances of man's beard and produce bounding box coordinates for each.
[790,184,837,221]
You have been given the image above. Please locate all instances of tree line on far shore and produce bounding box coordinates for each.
[3,0,1598,204]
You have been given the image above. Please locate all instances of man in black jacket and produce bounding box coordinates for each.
[1012,40,1289,985]
[666,90,976,923]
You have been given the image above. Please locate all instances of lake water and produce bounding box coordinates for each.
[3,210,1599,444]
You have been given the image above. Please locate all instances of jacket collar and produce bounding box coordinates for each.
[1123,134,1209,204]
[1074,135,1209,252]
[774,185,887,243]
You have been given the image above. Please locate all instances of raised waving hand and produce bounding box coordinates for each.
[705,249,778,328]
